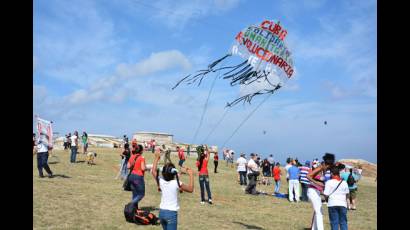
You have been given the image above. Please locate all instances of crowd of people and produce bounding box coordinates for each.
[230,151,362,230]
[34,132,364,230]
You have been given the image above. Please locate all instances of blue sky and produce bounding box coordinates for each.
[33,0,377,163]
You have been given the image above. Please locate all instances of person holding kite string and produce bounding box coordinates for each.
[152,148,194,230]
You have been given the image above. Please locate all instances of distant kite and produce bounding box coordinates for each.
[172,19,295,107]
[324,121,327,125]
[263,130,267,135]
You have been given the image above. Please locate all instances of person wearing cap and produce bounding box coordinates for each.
[236,153,248,185]
[299,161,312,202]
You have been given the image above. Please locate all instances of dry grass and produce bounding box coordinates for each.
[34,148,377,230]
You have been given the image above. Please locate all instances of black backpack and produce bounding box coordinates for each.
[347,173,356,187]
[124,202,159,225]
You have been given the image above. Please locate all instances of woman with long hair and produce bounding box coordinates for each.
[152,150,194,230]
[306,153,335,230]
[127,144,146,209]
[196,145,213,205]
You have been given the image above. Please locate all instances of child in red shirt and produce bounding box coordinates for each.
[272,162,282,194]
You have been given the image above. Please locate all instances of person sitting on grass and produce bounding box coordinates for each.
[152,150,194,230]
[324,164,349,230]
[196,145,213,204]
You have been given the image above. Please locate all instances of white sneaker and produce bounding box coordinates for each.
[200,201,205,205]
[208,199,213,204]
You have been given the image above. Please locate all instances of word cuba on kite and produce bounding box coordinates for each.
[172,19,294,107]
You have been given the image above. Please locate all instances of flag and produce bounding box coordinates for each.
[36,116,53,148]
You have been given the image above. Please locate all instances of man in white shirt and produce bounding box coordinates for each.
[245,153,259,194]
[70,131,78,163]
[236,153,248,185]
[285,157,293,182]
[34,140,53,178]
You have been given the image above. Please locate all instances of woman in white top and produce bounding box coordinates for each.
[152,150,194,230]
[324,164,349,230]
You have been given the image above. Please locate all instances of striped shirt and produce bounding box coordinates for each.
[324,170,331,182]
[299,166,311,184]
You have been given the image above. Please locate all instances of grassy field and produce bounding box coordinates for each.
[33,148,377,230]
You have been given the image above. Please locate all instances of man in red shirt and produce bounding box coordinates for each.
[177,146,185,168]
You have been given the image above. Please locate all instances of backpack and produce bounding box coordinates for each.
[124,202,159,225]
[347,173,356,186]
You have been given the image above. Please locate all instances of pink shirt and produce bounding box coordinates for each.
[309,174,324,192]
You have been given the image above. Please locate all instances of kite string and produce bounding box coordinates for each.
[191,71,220,144]
[221,91,274,149]
[202,107,230,144]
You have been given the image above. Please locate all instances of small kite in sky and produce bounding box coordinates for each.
[172,19,295,107]
[324,121,327,125]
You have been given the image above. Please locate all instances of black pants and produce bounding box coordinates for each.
[199,175,212,201]
[214,161,218,173]
[301,183,309,201]
[37,152,52,177]
[239,171,247,185]
[152,145,155,153]
[245,174,257,194]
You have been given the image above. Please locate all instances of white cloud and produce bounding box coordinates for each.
[34,0,122,86]
[65,49,192,106]
[285,1,376,99]
[147,0,241,29]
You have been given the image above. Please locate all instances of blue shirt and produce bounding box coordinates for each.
[341,172,359,190]
[288,165,300,180]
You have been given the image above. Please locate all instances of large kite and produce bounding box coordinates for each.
[172,19,294,107]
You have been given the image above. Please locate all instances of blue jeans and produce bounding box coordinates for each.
[239,171,247,185]
[199,175,212,201]
[328,206,348,230]
[129,174,145,208]
[274,179,281,193]
[70,146,77,163]
[120,159,128,179]
[37,152,52,177]
[159,209,178,230]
